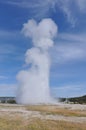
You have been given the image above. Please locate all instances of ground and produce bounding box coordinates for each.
[0,103,86,130]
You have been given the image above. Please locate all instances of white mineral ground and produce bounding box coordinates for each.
[0,103,86,123]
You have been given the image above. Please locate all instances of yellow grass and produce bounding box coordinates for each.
[27,119,86,130]
[0,104,86,130]
[26,105,86,117]
[0,117,86,130]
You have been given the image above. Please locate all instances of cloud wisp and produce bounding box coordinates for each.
[51,33,86,64]
[0,84,16,97]
[2,0,86,26]
[0,76,8,80]
[51,84,86,98]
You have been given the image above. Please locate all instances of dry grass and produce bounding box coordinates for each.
[0,117,86,130]
[26,105,86,117]
[0,104,86,130]
[27,119,86,130]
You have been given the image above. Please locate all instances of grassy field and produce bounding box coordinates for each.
[0,104,86,130]
[26,105,86,117]
[0,117,86,130]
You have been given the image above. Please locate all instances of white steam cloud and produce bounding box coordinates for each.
[16,18,58,104]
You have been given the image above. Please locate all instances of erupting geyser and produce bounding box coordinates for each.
[16,18,58,104]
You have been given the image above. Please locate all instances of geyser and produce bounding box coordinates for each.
[16,18,58,104]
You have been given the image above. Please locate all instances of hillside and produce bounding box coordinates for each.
[59,95,86,104]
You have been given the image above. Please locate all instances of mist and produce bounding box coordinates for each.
[16,18,58,104]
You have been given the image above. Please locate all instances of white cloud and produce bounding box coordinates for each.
[0,43,17,63]
[2,0,56,9]
[58,33,86,43]
[51,33,86,64]
[76,0,86,13]
[1,0,56,19]
[0,45,15,55]
[0,30,25,62]
[56,0,76,26]
[0,76,8,80]
[0,30,18,38]
[0,84,16,97]
[51,84,86,98]
[2,0,86,26]
[54,44,86,63]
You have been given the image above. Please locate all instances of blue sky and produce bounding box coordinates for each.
[0,0,86,98]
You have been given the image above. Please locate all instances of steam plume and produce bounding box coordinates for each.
[16,18,57,104]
